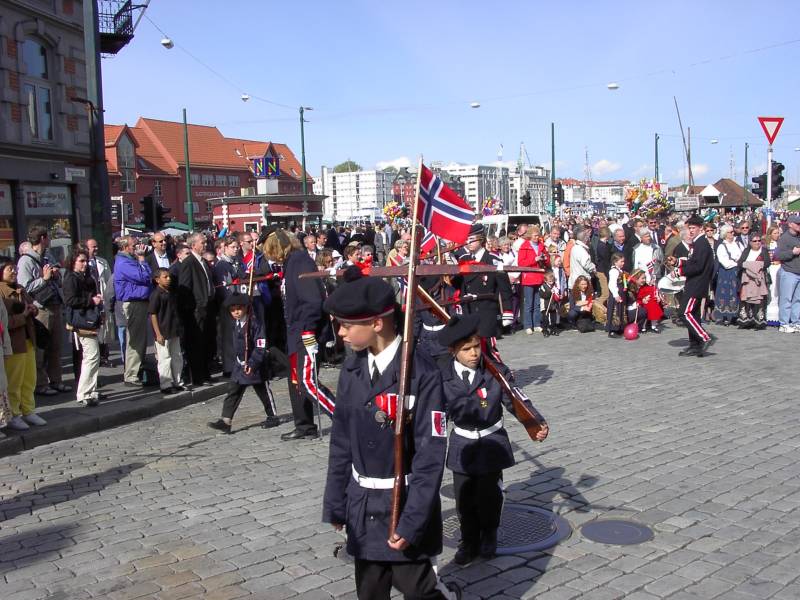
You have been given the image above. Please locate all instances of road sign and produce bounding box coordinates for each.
[253,158,266,178]
[758,116,784,145]
[674,196,700,211]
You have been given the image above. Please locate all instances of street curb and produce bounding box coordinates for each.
[0,383,227,458]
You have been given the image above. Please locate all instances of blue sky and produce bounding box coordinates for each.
[102,0,800,186]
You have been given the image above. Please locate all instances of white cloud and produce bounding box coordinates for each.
[630,164,652,178]
[376,156,411,170]
[592,159,622,176]
[674,163,709,180]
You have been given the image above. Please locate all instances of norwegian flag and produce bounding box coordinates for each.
[419,228,438,256]
[417,164,474,244]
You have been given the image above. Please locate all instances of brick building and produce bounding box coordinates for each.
[104,117,312,230]
[0,0,93,260]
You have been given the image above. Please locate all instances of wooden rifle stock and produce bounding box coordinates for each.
[415,286,548,442]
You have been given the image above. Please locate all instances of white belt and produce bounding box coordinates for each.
[423,323,445,332]
[453,419,503,440]
[352,465,409,490]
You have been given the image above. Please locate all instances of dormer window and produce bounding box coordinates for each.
[118,135,136,193]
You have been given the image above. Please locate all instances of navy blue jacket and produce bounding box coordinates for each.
[680,235,715,298]
[322,345,446,562]
[439,357,516,475]
[230,314,268,385]
[454,250,512,338]
[282,250,324,354]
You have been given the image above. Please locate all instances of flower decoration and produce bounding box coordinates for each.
[625,179,672,217]
[482,197,502,216]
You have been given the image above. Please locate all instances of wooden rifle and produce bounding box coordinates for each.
[242,258,256,368]
[416,286,548,442]
[299,263,544,280]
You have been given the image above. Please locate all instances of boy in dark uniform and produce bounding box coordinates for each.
[208,293,279,434]
[438,314,548,565]
[677,215,715,357]
[454,224,512,362]
[321,269,460,600]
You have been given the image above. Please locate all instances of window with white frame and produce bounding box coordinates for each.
[228,175,239,187]
[118,135,136,193]
[21,39,52,141]
[215,175,226,186]
[152,179,162,197]
[201,174,214,186]
[190,173,201,186]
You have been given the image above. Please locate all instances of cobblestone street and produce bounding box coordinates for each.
[2,323,799,600]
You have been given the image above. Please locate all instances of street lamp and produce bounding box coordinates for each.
[607,82,619,90]
[160,37,174,49]
[710,139,719,145]
[241,93,250,102]
[300,106,313,228]
[470,101,481,108]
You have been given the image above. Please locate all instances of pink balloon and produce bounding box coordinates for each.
[623,323,639,340]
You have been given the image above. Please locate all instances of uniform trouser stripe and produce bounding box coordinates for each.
[684,297,710,341]
[303,355,335,415]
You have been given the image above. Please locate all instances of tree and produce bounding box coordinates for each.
[382,166,398,175]
[333,160,362,173]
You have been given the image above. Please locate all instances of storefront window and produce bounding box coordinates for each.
[22,185,73,264]
[0,183,15,257]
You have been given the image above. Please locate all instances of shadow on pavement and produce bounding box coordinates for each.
[0,522,82,571]
[0,462,145,522]
[511,364,554,386]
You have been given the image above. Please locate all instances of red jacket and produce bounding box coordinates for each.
[517,240,550,286]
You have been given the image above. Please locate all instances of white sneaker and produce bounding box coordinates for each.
[525,328,534,335]
[23,413,47,426]
[534,327,543,332]
[792,324,800,333]
[7,416,30,431]
[779,325,794,333]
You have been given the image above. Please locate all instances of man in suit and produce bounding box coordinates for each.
[677,215,715,357]
[734,220,752,251]
[178,232,217,385]
[146,231,172,274]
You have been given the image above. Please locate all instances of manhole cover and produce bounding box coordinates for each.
[443,503,571,554]
[581,519,653,545]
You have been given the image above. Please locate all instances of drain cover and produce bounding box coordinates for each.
[443,503,571,554]
[581,519,653,545]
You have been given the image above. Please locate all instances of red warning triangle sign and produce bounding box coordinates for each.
[758,116,784,145]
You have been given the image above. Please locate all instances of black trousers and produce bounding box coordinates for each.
[221,381,276,420]
[680,294,710,348]
[453,470,503,548]
[288,341,335,434]
[183,309,213,384]
[354,559,451,600]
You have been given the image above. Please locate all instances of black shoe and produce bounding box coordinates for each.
[123,381,143,388]
[696,340,712,357]
[608,332,621,338]
[453,544,478,566]
[160,388,175,395]
[553,328,560,336]
[651,327,661,334]
[479,530,498,559]
[172,385,186,393]
[678,347,699,357]
[86,398,100,407]
[207,419,231,434]
[262,416,281,429]
[280,428,318,441]
[542,328,550,338]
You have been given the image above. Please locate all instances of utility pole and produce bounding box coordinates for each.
[550,122,555,216]
[767,144,773,227]
[300,106,312,229]
[183,108,194,232]
[654,133,660,183]
[743,142,749,205]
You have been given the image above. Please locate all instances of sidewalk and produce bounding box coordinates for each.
[0,350,229,458]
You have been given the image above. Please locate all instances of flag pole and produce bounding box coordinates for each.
[389,156,424,539]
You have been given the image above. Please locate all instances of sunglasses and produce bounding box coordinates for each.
[751,239,762,243]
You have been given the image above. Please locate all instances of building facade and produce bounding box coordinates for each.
[435,163,509,213]
[508,165,551,215]
[0,0,92,260]
[319,167,393,222]
[104,117,311,231]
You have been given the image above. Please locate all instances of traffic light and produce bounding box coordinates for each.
[771,161,785,199]
[552,183,564,205]
[521,191,531,207]
[140,195,155,230]
[155,202,170,229]
[751,173,767,200]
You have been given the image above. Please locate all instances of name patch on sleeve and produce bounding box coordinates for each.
[431,411,447,437]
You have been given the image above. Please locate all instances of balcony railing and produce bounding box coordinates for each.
[99,1,134,54]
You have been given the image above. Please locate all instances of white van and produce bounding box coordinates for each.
[480,213,543,238]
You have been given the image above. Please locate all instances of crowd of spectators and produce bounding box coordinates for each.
[1,212,799,439]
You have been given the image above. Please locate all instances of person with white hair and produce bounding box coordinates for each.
[714,224,742,326]
[632,229,663,284]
